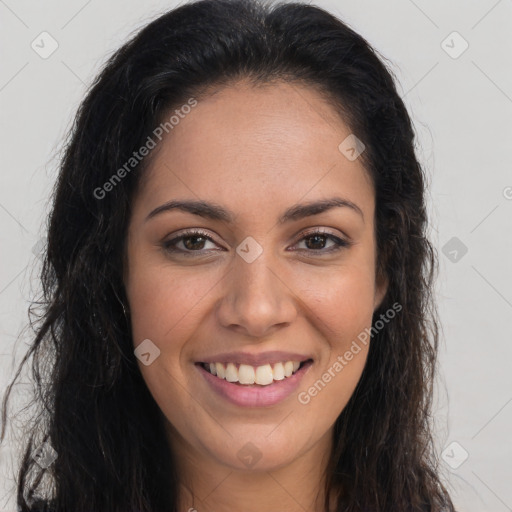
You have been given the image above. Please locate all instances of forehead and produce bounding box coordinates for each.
[134,80,374,220]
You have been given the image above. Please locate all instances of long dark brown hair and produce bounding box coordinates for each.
[1,0,455,510]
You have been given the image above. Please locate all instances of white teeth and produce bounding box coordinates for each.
[284,361,294,377]
[238,364,255,384]
[216,362,225,379]
[225,362,238,383]
[272,362,285,380]
[203,360,304,385]
[255,364,274,386]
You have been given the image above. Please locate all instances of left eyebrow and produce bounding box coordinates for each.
[277,197,364,224]
[145,197,364,224]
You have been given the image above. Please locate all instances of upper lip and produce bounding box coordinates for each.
[197,351,313,367]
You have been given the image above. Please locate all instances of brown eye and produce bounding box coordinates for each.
[304,234,330,250]
[163,229,221,256]
[181,235,208,251]
[293,230,351,254]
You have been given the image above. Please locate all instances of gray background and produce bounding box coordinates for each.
[1,0,511,510]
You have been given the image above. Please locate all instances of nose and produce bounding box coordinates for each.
[216,250,298,338]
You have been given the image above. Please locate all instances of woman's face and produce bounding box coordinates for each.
[125,80,387,474]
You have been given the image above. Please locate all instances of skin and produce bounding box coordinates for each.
[124,79,388,512]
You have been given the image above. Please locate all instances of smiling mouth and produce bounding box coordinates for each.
[197,359,313,386]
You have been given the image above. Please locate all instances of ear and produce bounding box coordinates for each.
[373,268,388,311]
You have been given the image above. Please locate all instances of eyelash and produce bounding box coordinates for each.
[162,228,351,257]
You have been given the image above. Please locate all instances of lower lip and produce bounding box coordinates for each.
[196,361,313,407]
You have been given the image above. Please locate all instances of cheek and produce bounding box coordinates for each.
[125,262,221,411]
[299,264,376,340]
[295,264,375,402]
[126,258,225,352]
[127,251,377,351]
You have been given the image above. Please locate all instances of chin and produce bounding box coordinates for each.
[206,430,308,472]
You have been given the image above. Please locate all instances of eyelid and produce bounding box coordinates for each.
[170,227,217,240]
[294,226,350,243]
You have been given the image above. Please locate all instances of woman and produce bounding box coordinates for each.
[1,0,456,510]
